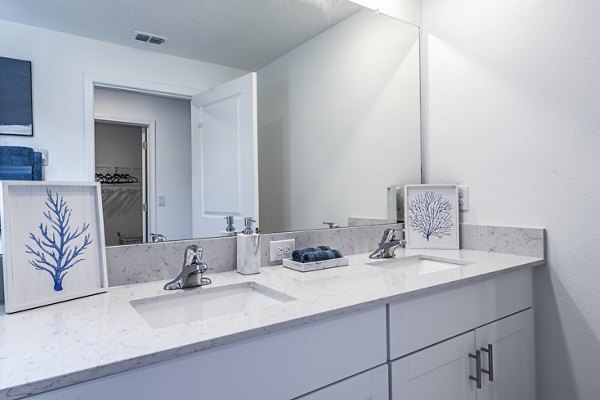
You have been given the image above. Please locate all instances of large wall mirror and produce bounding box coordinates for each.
[2,0,421,245]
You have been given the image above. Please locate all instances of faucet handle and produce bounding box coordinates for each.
[183,245,203,266]
[379,228,404,244]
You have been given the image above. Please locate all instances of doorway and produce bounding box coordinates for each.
[83,73,258,242]
[94,120,148,245]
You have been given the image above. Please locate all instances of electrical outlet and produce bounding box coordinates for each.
[458,185,469,211]
[270,238,296,262]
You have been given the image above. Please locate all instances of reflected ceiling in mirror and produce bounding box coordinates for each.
[0,0,421,244]
[0,0,362,70]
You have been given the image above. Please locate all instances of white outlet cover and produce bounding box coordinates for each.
[270,238,296,262]
[35,149,49,166]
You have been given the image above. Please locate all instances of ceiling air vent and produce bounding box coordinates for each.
[133,31,167,46]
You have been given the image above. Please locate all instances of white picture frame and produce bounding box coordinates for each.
[1,181,108,313]
[404,184,459,250]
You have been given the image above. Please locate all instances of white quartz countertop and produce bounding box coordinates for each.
[0,249,543,398]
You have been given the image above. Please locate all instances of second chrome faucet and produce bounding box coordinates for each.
[369,228,406,259]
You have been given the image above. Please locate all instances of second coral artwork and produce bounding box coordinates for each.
[404,184,460,250]
[0,182,107,313]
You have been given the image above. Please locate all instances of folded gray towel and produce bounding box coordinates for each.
[292,246,332,262]
[301,249,342,263]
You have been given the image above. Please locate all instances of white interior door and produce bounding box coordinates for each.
[191,73,258,237]
[390,331,478,400]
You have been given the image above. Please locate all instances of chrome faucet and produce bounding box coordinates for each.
[164,245,212,290]
[150,233,168,243]
[369,228,406,259]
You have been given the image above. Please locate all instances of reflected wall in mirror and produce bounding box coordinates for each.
[257,9,421,233]
[0,0,421,245]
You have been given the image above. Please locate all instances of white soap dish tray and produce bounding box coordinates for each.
[282,256,349,272]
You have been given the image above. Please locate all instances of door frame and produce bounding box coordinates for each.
[83,72,200,180]
[94,115,156,242]
[83,73,202,241]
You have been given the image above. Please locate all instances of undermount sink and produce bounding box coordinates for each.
[366,255,471,274]
[131,282,296,329]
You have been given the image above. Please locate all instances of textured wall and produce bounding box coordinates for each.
[422,0,600,398]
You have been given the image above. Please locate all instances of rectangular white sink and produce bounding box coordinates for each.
[366,255,471,275]
[131,282,295,329]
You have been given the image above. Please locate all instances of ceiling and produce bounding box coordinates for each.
[0,0,362,71]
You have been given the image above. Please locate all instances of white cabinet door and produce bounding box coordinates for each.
[391,331,478,400]
[297,365,388,400]
[191,72,258,237]
[476,309,535,400]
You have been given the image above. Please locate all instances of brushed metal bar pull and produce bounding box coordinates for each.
[481,344,494,382]
[469,350,482,389]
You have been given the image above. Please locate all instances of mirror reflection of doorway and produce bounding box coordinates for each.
[94,121,147,246]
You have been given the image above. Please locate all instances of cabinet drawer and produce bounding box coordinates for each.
[388,268,532,360]
[31,306,387,400]
[296,365,388,400]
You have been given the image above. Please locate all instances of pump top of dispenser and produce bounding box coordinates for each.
[224,216,235,232]
[242,217,256,235]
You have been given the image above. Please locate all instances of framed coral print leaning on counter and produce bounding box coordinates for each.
[0,181,108,313]
[404,184,460,250]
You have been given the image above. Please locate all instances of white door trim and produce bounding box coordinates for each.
[94,115,157,240]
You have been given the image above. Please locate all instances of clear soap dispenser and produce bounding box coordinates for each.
[237,217,261,275]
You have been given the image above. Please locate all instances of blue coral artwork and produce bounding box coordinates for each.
[405,185,459,250]
[25,189,92,291]
[408,191,454,241]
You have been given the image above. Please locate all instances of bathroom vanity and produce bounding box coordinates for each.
[0,248,542,400]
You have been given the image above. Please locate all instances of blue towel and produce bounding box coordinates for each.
[33,151,42,180]
[292,246,332,262]
[0,165,32,180]
[0,146,42,180]
[301,249,343,263]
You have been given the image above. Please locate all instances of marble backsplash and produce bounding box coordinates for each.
[460,224,545,259]
[259,224,403,267]
[106,223,402,286]
[105,236,237,286]
[0,223,545,303]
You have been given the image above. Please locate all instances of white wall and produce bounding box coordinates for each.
[422,0,600,398]
[95,88,192,241]
[257,9,421,233]
[0,19,246,180]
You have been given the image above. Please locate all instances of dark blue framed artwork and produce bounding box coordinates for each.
[0,56,33,136]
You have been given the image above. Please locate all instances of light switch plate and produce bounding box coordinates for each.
[270,238,296,262]
[158,195,166,207]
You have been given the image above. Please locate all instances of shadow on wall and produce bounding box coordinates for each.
[258,119,289,233]
[534,265,600,399]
